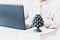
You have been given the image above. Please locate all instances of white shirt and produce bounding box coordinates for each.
[24,0,60,28]
[43,0,60,28]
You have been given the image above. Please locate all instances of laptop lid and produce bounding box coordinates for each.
[0,4,26,30]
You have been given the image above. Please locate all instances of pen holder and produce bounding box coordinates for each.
[32,14,44,32]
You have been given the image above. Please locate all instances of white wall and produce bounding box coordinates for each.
[0,0,23,5]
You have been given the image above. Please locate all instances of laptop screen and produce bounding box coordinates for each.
[0,4,26,30]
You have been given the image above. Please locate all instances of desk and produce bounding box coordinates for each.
[0,26,40,40]
[25,27,57,40]
[0,26,58,40]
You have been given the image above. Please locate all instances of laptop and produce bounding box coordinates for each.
[0,4,26,30]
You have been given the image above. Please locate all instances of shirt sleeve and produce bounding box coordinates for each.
[53,8,60,28]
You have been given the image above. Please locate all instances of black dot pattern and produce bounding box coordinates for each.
[32,14,44,27]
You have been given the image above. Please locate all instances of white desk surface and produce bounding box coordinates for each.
[0,26,60,40]
[0,26,40,40]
